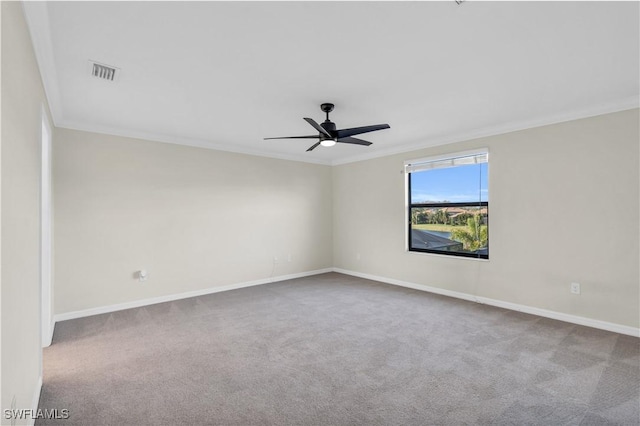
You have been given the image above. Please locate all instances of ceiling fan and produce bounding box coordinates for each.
[264,103,390,152]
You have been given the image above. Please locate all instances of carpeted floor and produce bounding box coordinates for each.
[38,272,639,425]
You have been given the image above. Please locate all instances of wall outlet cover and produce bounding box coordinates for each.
[571,282,581,295]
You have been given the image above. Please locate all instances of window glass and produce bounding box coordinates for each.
[407,152,488,259]
[410,163,488,204]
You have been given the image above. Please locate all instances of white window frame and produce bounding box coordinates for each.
[404,148,489,260]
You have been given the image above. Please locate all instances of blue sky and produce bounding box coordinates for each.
[411,163,488,203]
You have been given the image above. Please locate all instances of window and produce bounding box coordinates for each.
[406,150,489,259]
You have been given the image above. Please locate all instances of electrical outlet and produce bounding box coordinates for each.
[287,254,292,262]
[356,253,361,261]
[570,282,581,295]
[273,256,279,264]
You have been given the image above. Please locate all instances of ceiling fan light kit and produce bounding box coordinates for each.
[264,103,390,152]
[320,139,337,147]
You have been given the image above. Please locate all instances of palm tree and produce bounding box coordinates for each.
[450,214,488,251]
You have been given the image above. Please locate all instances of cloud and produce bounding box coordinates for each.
[412,190,488,203]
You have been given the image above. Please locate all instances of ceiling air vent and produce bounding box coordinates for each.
[89,61,119,82]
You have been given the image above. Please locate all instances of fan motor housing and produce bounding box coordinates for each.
[321,121,336,134]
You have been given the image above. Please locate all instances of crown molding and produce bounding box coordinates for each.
[331,96,639,166]
[57,120,333,166]
[23,1,63,126]
[58,95,638,168]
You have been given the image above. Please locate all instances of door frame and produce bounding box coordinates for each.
[41,106,53,348]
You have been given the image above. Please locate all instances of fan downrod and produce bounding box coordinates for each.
[320,103,335,121]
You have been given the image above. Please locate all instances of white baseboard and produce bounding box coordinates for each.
[333,268,640,338]
[28,376,43,426]
[53,268,333,324]
[42,319,54,348]
[51,267,639,338]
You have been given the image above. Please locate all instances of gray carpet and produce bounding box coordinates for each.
[38,273,640,425]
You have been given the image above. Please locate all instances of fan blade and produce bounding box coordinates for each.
[336,124,390,139]
[303,118,332,138]
[264,135,319,140]
[306,142,321,152]
[337,136,373,146]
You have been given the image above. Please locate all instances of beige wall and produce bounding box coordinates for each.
[1,1,52,420]
[53,129,333,314]
[333,109,639,328]
[56,110,640,329]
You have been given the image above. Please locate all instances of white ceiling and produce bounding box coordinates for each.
[24,1,639,165]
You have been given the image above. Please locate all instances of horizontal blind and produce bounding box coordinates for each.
[405,151,488,174]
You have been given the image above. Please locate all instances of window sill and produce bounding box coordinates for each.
[405,249,490,262]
